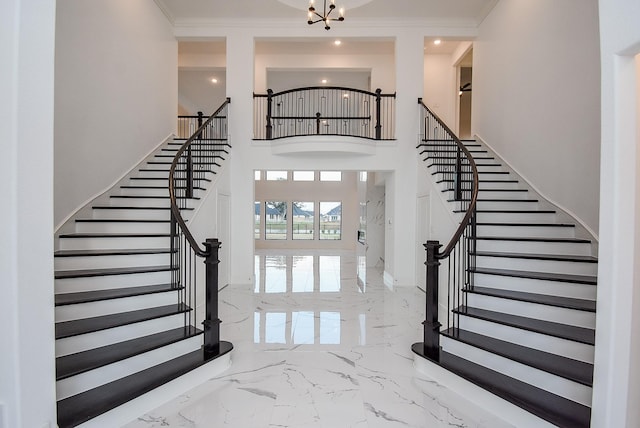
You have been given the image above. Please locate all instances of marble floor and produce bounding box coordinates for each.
[125,250,513,428]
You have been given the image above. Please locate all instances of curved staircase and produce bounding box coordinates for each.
[54,125,232,427]
[414,104,596,427]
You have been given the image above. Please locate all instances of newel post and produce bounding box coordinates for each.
[203,238,221,355]
[374,88,382,140]
[423,240,442,361]
[266,89,273,140]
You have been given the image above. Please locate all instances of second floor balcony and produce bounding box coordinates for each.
[253,86,396,141]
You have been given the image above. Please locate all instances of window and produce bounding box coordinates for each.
[254,170,261,181]
[320,171,342,181]
[266,170,288,181]
[293,171,315,181]
[254,201,261,239]
[265,201,287,240]
[320,202,342,240]
[359,171,368,182]
[292,202,314,240]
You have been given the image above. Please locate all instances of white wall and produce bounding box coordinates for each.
[0,0,57,427]
[592,0,640,426]
[178,69,227,115]
[472,0,601,234]
[54,0,178,227]
[423,54,457,127]
[255,52,395,94]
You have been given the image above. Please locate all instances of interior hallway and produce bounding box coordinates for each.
[125,250,513,427]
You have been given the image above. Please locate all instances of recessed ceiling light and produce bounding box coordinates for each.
[321,79,328,84]
[434,39,442,45]
[334,40,342,46]
[211,78,218,83]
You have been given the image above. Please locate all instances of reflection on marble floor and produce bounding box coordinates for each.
[125,250,513,428]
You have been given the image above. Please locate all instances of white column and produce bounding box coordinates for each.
[0,0,57,427]
[388,31,424,287]
[226,32,257,285]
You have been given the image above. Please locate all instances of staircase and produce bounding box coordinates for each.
[414,103,596,428]
[54,126,232,426]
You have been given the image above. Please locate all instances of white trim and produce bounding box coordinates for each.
[383,270,394,289]
[54,134,175,234]
[474,134,599,244]
[152,0,175,25]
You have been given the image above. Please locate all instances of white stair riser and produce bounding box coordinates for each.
[59,236,169,251]
[475,256,597,276]
[55,292,179,322]
[118,187,168,197]
[475,201,540,211]
[477,189,529,198]
[465,294,596,329]
[476,212,557,223]
[128,179,172,187]
[470,276,596,300]
[137,169,216,180]
[75,221,171,234]
[136,170,170,179]
[473,273,595,299]
[475,239,592,255]
[109,198,171,208]
[55,253,171,270]
[56,270,172,294]
[476,225,575,239]
[457,316,594,363]
[440,337,592,407]
[55,314,186,357]
[107,198,197,209]
[92,208,172,220]
[442,182,522,192]
[56,335,202,400]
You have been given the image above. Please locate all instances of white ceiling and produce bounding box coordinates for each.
[156,0,497,26]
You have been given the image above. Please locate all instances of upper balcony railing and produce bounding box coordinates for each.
[253,86,396,140]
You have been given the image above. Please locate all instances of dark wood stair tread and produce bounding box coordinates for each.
[56,326,202,380]
[130,176,211,182]
[119,185,205,190]
[441,327,594,386]
[91,205,192,210]
[453,306,595,345]
[470,267,597,285]
[476,222,574,227]
[471,251,597,263]
[55,304,190,339]
[74,219,171,223]
[464,286,596,311]
[55,265,174,279]
[55,283,179,306]
[473,236,591,243]
[438,350,591,427]
[56,342,233,428]
[55,248,173,257]
[59,233,171,238]
[110,195,200,200]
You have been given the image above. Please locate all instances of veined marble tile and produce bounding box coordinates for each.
[125,250,512,428]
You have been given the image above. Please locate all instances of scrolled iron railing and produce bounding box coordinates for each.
[253,86,396,140]
[412,98,479,362]
[169,98,232,357]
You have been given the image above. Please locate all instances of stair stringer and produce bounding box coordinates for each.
[55,134,175,243]
[474,134,598,252]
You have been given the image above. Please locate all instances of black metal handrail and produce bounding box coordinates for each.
[168,98,231,357]
[412,98,479,362]
[254,86,396,140]
[169,99,230,256]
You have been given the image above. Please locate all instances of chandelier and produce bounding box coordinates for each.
[308,0,345,30]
